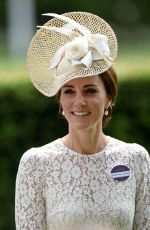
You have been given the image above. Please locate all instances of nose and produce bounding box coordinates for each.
[74,92,86,106]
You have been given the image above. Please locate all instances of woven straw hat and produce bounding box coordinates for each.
[27,12,118,97]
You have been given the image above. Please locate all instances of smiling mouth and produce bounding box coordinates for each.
[72,111,91,116]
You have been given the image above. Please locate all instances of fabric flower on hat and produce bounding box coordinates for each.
[49,33,111,69]
[38,13,112,70]
[90,33,110,58]
[65,36,89,64]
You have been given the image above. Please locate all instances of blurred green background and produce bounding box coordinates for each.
[0,0,150,229]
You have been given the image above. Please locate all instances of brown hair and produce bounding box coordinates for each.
[56,67,118,128]
[100,67,118,128]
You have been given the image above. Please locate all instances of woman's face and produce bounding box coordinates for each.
[60,75,110,131]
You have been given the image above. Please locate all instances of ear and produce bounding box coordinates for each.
[106,95,112,108]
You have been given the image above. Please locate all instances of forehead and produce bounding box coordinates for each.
[63,75,103,87]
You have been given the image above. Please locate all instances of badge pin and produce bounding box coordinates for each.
[111,165,130,181]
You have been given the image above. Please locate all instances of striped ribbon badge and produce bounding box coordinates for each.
[111,165,130,181]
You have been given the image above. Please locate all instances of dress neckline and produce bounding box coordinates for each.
[58,136,113,158]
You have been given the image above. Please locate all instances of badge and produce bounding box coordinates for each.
[111,165,130,181]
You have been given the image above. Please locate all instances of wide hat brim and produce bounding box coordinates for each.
[27,12,118,97]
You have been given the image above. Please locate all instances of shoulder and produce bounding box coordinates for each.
[109,136,149,161]
[19,138,62,166]
[17,139,62,178]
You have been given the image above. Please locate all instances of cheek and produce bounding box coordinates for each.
[60,96,71,111]
[91,95,107,108]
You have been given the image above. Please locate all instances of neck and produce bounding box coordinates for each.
[62,126,108,155]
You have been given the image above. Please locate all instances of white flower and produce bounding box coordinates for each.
[42,13,113,70]
[90,34,110,59]
[49,32,111,70]
[65,36,89,62]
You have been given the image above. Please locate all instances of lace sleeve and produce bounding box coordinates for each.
[133,145,150,229]
[15,149,46,230]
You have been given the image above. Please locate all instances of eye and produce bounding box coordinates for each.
[85,88,97,93]
[63,89,75,94]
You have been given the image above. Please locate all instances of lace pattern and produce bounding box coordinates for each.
[15,137,150,230]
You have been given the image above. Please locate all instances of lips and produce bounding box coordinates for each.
[72,111,91,116]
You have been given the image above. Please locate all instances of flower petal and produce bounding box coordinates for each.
[94,41,110,58]
[92,34,108,44]
[81,50,93,68]
[71,59,82,66]
[91,33,110,59]
[49,46,64,69]
[65,36,89,60]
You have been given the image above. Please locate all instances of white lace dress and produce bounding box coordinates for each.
[15,136,150,230]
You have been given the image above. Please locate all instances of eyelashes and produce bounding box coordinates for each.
[63,88,98,94]
[85,88,97,93]
[64,89,75,94]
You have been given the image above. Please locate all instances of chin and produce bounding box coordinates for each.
[70,122,97,131]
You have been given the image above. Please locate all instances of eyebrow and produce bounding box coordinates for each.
[62,84,98,88]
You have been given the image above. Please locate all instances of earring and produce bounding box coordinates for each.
[104,109,108,116]
[62,111,65,116]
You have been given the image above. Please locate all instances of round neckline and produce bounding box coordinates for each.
[58,136,113,158]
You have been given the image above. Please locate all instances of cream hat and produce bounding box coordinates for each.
[27,12,118,97]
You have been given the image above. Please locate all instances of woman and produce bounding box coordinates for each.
[15,12,150,230]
